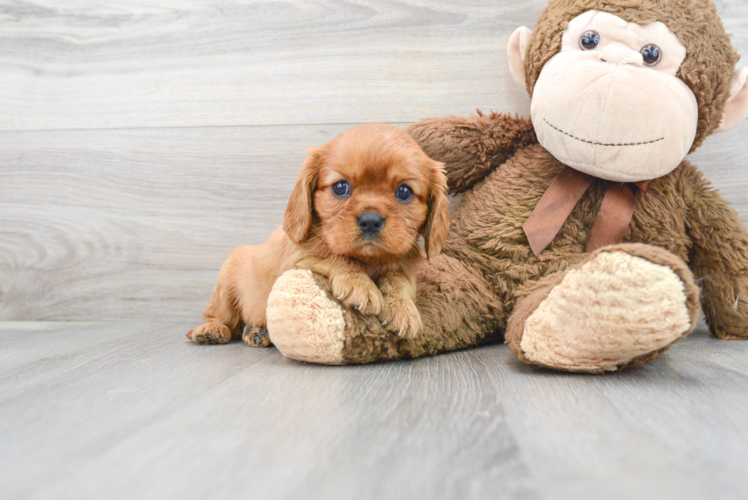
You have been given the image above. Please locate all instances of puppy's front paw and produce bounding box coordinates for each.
[379,298,423,339]
[331,273,384,315]
[187,322,232,344]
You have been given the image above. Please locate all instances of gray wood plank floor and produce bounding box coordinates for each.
[1,321,747,500]
[2,1,748,499]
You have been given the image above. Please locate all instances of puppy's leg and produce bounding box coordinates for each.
[331,268,384,316]
[187,253,243,345]
[187,285,240,344]
[234,230,293,348]
[298,256,383,315]
[378,271,422,339]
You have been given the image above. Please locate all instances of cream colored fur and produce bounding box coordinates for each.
[520,251,691,372]
[508,27,533,87]
[530,11,697,183]
[717,68,748,132]
[266,269,346,364]
[509,11,703,183]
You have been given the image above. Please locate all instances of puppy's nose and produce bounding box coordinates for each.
[358,213,384,237]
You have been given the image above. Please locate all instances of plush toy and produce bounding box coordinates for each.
[263,0,748,372]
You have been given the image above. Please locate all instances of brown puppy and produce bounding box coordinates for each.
[187,124,450,347]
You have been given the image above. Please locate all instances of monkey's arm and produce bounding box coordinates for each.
[685,169,748,339]
[405,111,537,194]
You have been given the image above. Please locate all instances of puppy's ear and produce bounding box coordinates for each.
[423,160,450,258]
[284,146,324,244]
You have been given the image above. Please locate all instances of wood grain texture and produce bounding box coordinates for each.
[2,4,748,498]
[0,124,353,321]
[1,0,745,131]
[1,123,746,321]
[0,0,538,131]
[0,0,747,321]
[1,320,747,500]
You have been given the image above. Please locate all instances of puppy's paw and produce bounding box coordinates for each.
[379,298,423,339]
[242,324,272,348]
[187,322,232,344]
[332,273,384,315]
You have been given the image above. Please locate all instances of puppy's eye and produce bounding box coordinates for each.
[396,184,414,203]
[332,181,351,198]
[580,30,600,50]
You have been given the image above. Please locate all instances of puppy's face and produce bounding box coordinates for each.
[284,124,449,263]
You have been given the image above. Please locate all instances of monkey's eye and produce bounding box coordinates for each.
[580,30,600,50]
[640,44,662,66]
[396,184,414,203]
[332,181,351,198]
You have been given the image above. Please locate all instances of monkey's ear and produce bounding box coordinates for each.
[283,147,324,244]
[508,27,532,88]
[717,68,748,132]
[423,160,451,259]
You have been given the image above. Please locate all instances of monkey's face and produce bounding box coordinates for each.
[530,11,698,182]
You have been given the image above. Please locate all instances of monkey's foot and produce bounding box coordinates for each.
[505,244,700,373]
[242,324,272,348]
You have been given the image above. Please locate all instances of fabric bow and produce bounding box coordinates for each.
[522,166,652,256]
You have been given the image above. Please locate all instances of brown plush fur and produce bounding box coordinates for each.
[409,111,537,194]
[188,124,450,344]
[267,0,748,371]
[328,137,748,364]
[525,0,740,151]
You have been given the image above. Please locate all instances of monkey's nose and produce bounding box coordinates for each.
[598,44,643,66]
[358,213,385,237]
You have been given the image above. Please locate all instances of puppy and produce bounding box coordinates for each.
[187,123,450,346]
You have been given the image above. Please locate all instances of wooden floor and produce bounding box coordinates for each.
[2,321,748,500]
[2,1,748,498]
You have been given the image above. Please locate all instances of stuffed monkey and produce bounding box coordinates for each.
[264,0,748,372]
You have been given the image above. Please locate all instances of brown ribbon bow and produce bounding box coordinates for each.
[522,166,652,256]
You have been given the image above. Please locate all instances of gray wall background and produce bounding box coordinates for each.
[1,0,746,322]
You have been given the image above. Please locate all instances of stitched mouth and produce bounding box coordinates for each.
[544,119,665,147]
